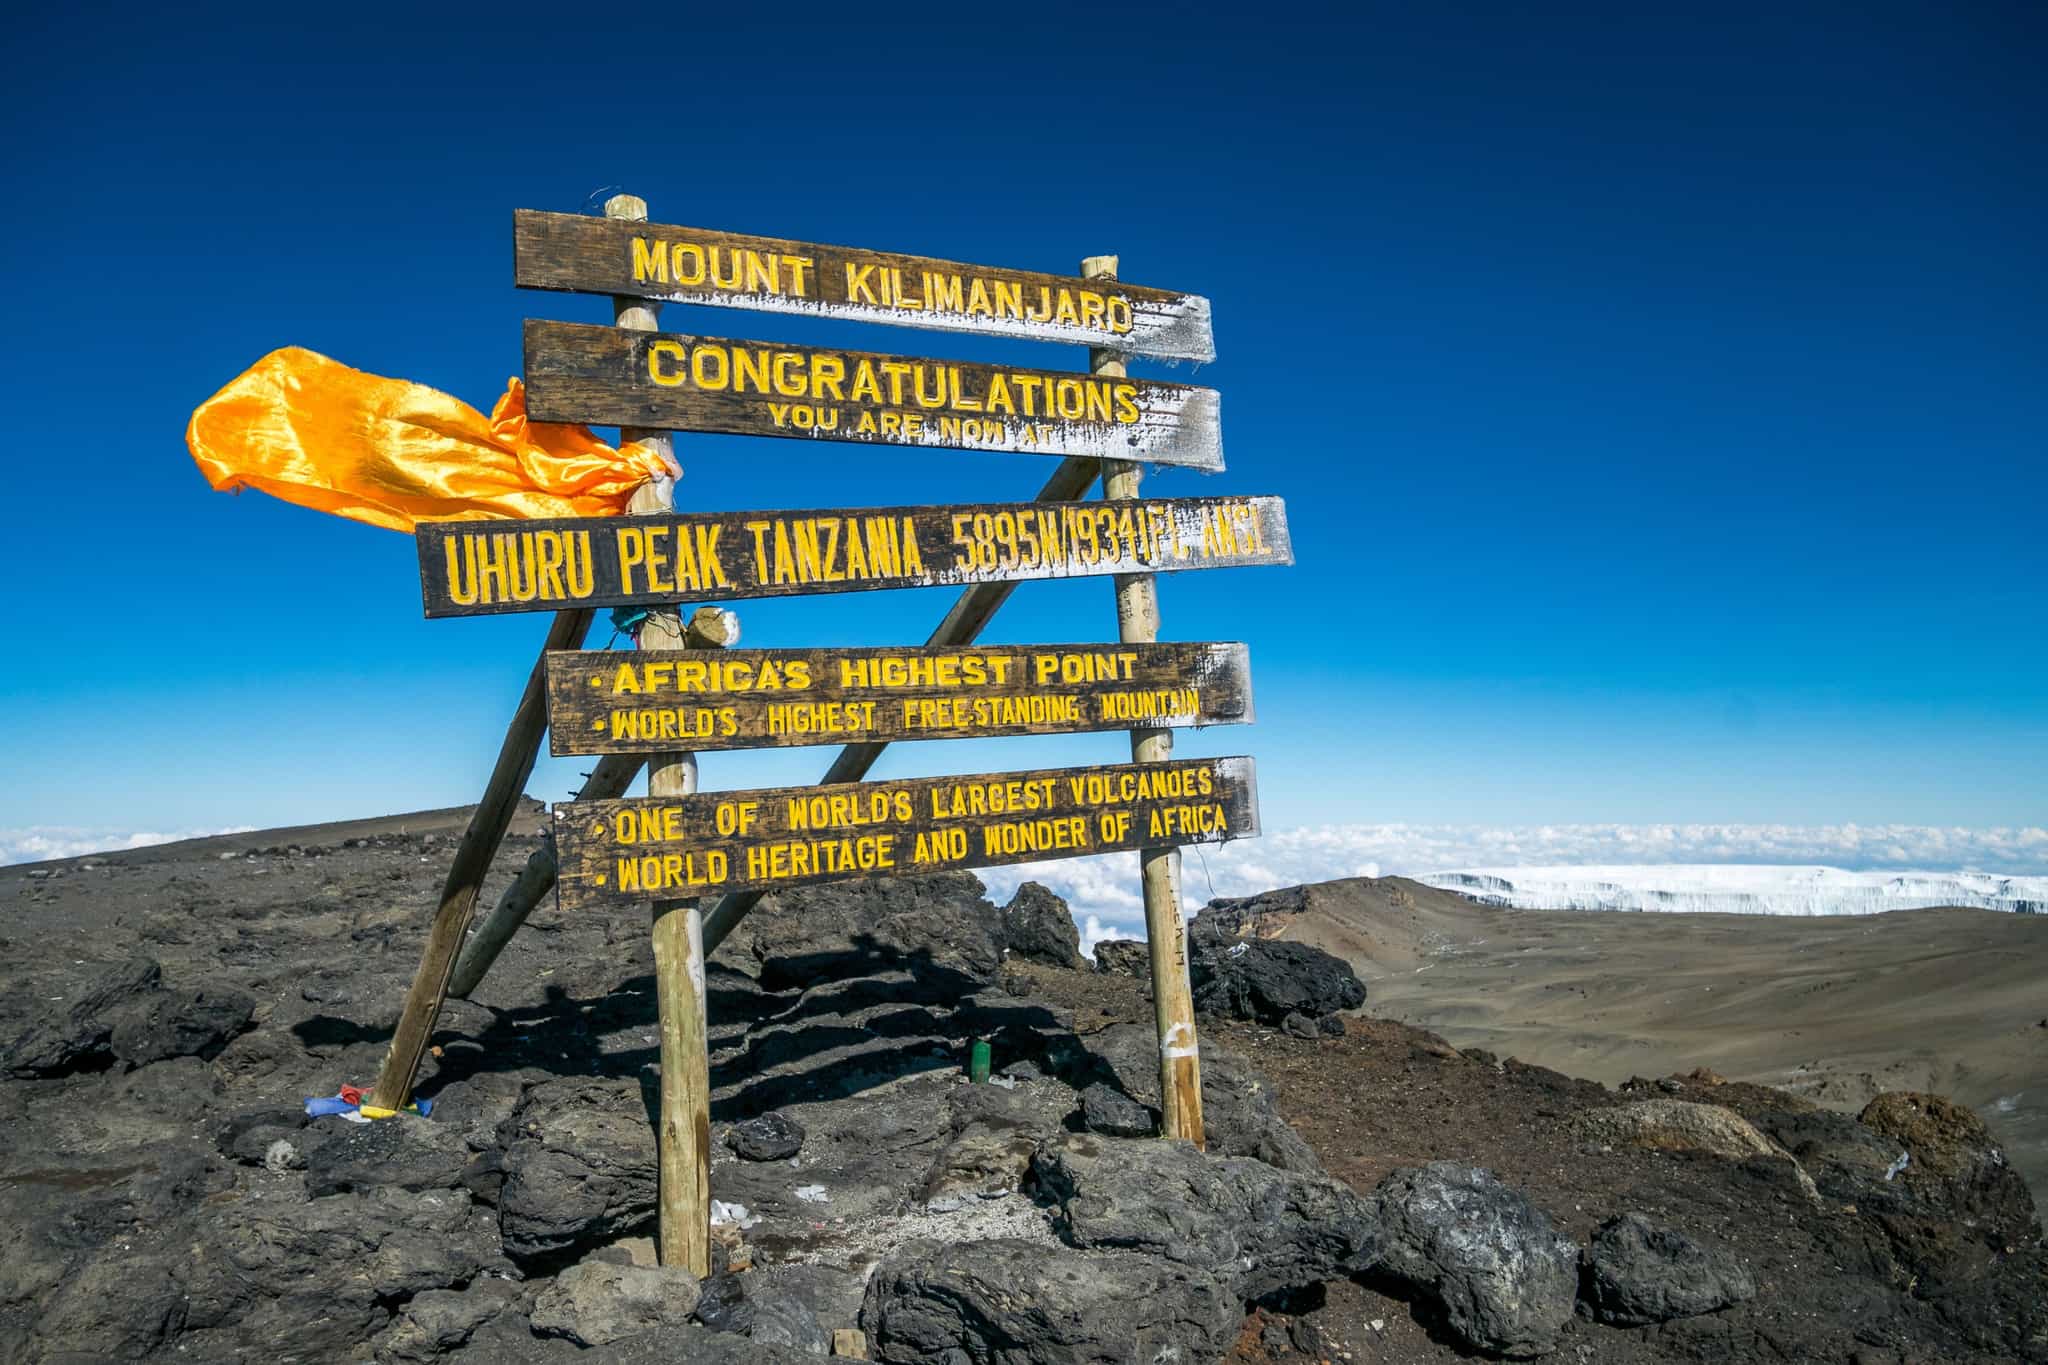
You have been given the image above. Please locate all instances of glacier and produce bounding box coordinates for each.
[1417,864,2048,916]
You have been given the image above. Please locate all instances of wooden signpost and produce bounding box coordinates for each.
[556,756,1257,908]
[371,195,1292,1277]
[513,209,1216,362]
[525,320,1222,468]
[546,642,1252,755]
[415,495,1290,617]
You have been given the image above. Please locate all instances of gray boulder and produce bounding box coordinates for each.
[747,1280,831,1354]
[1,955,160,1076]
[300,1112,476,1197]
[496,1078,657,1263]
[1189,935,1364,1024]
[1001,882,1082,967]
[725,1111,806,1162]
[532,1262,702,1347]
[1093,939,1148,977]
[1371,1162,1580,1358]
[371,1279,524,1362]
[1076,1022,1322,1173]
[734,872,1006,990]
[1080,1082,1156,1138]
[175,1185,502,1357]
[1583,1213,1756,1326]
[1033,1131,1379,1302]
[861,1237,1239,1365]
[107,985,256,1066]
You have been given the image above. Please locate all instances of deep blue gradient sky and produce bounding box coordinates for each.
[2,3,2042,841]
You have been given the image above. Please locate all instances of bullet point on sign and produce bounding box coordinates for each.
[592,824,604,837]
[595,874,607,886]
[592,719,604,731]
[589,676,602,687]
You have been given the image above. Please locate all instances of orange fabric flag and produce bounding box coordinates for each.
[186,347,674,533]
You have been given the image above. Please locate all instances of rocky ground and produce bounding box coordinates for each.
[1,812,2042,1364]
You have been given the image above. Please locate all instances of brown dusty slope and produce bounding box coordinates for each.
[1222,877,2048,1201]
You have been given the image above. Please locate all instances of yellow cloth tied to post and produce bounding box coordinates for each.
[186,347,674,532]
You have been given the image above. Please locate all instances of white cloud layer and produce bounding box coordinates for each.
[975,821,2048,951]
[1,826,256,866]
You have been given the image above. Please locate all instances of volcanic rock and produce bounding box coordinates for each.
[1370,1161,1580,1357]
[860,1237,1239,1365]
[724,1111,806,1162]
[1000,882,1082,967]
[1188,935,1364,1024]
[107,985,256,1066]
[1,955,161,1076]
[532,1262,702,1347]
[1080,1081,1156,1138]
[1092,939,1148,977]
[730,871,1005,990]
[496,1078,658,1264]
[1582,1212,1756,1325]
[1074,1022,1322,1173]
[1033,1130,1379,1301]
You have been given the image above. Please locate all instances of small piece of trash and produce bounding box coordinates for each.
[1370,1318,1385,1332]
[794,1184,829,1203]
[924,1196,964,1214]
[1226,941,1249,958]
[1884,1152,1910,1182]
[988,1074,1018,1090]
[710,1199,755,1227]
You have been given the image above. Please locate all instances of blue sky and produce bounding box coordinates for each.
[2,3,2042,862]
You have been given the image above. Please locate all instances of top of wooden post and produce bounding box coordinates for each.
[604,193,649,222]
[1081,254,1119,281]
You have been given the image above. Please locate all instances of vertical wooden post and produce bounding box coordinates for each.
[1088,252,1205,1147]
[606,193,714,1277]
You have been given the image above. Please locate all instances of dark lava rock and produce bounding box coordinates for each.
[1197,885,1316,938]
[696,1270,755,1334]
[1093,939,1148,977]
[496,1078,657,1264]
[747,1279,830,1354]
[1080,1082,1156,1138]
[1034,1130,1379,1302]
[299,1111,475,1197]
[175,1185,503,1357]
[1001,881,1082,967]
[532,1262,701,1347]
[371,1279,525,1363]
[1371,1161,1580,1358]
[861,1237,1239,1365]
[1,955,160,1076]
[1281,1011,1342,1040]
[27,1254,188,1361]
[1076,1022,1322,1173]
[214,1104,311,1166]
[736,871,1006,990]
[107,985,256,1066]
[588,1327,826,1365]
[1583,1212,1756,1326]
[1857,1091,2038,1245]
[725,1110,806,1162]
[1188,935,1364,1025]
[1750,1105,1908,1208]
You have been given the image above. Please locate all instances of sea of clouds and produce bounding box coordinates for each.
[973,822,2048,955]
[1,825,256,865]
[10,820,2045,958]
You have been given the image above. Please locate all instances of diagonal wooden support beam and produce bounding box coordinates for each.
[369,604,592,1110]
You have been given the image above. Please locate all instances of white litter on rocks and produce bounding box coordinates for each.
[794,1184,830,1203]
[711,1200,759,1228]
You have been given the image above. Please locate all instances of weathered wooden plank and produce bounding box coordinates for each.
[415,495,1291,618]
[513,209,1215,362]
[546,641,1253,756]
[523,320,1222,470]
[554,756,1258,911]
